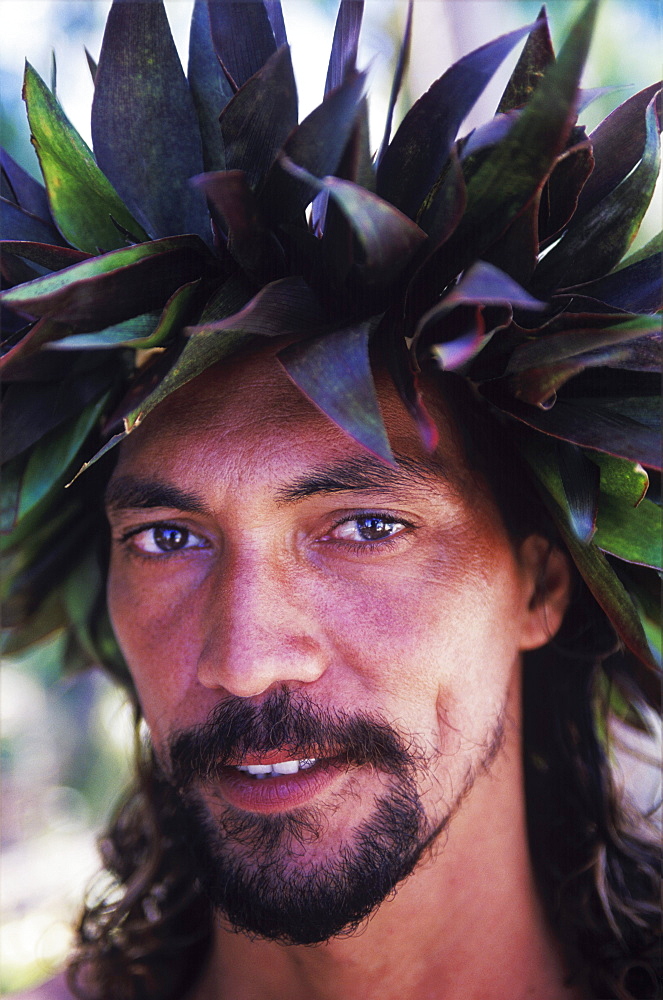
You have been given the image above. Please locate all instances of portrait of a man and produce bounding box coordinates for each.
[1,2,660,999]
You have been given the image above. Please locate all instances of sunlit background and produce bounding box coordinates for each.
[1,0,661,992]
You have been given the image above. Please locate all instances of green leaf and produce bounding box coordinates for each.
[91,0,209,242]
[533,95,661,292]
[17,392,110,522]
[0,236,209,332]
[127,276,321,428]
[590,452,649,507]
[497,6,555,114]
[23,62,148,253]
[46,313,159,350]
[279,323,395,464]
[522,438,657,668]
[594,495,661,569]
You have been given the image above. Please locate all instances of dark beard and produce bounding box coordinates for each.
[156,687,442,945]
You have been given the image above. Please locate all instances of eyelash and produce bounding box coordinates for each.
[119,521,209,558]
[118,512,415,559]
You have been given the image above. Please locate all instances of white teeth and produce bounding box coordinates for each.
[235,758,318,777]
[272,760,299,775]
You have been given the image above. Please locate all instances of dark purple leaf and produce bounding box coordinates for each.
[265,3,287,49]
[415,149,466,250]
[377,20,538,219]
[324,0,364,95]
[414,3,597,303]
[0,236,210,333]
[497,6,554,113]
[483,195,540,286]
[432,309,487,372]
[188,0,234,171]
[279,323,395,464]
[377,2,413,166]
[498,394,661,469]
[1,242,89,271]
[575,83,661,220]
[506,315,660,373]
[564,249,662,314]
[538,140,594,245]
[533,96,660,292]
[0,198,66,246]
[92,0,209,242]
[280,157,427,288]
[376,307,439,452]
[220,45,297,192]
[208,1,278,89]
[261,70,366,226]
[0,149,51,220]
[84,47,97,83]
[193,170,285,282]
[0,318,70,372]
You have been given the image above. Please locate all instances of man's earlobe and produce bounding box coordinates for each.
[518,536,573,652]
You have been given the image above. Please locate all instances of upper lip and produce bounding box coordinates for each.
[226,747,332,767]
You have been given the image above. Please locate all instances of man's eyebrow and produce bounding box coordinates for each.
[275,452,451,502]
[104,476,210,514]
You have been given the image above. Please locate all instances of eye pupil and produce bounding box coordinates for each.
[154,526,188,551]
[357,517,394,541]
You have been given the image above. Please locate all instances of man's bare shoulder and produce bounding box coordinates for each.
[7,974,76,1000]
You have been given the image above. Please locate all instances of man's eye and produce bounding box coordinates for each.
[128,525,208,554]
[329,516,407,544]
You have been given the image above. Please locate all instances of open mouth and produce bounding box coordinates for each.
[234,758,318,778]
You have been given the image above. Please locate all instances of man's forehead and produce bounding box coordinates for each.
[108,350,476,507]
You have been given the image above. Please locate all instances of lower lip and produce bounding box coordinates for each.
[216,759,346,814]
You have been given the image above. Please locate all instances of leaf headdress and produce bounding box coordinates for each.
[1,1,660,706]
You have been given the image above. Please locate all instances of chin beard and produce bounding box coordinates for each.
[154,687,502,946]
[168,769,434,945]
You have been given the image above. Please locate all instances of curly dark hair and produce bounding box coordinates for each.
[66,376,662,1000]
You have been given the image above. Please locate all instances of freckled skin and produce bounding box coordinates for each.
[105,345,580,1000]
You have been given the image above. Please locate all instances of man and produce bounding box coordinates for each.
[2,2,660,998]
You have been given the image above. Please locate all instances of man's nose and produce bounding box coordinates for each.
[196,550,329,698]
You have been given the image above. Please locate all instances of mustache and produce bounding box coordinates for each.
[165,687,424,787]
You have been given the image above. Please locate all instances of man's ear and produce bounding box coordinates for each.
[517,535,573,652]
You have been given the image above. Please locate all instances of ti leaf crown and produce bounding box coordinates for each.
[1,1,660,701]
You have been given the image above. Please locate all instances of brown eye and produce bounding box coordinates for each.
[127,524,209,555]
[329,516,406,544]
[153,526,190,551]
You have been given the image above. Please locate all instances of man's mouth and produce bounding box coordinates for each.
[234,758,318,779]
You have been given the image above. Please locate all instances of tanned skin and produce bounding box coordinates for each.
[20,346,587,1000]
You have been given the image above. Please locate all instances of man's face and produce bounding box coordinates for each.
[105,348,554,943]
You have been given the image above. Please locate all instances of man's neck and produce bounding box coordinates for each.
[187,725,589,1000]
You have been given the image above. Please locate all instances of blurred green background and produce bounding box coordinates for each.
[1,0,661,992]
